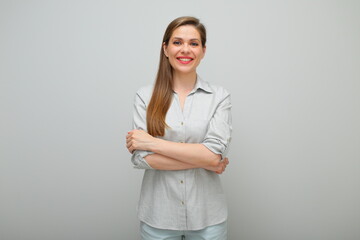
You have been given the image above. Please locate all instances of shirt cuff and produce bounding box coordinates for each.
[131,150,155,169]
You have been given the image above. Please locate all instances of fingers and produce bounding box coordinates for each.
[126,129,146,153]
[126,140,133,153]
[125,130,139,145]
[126,141,132,150]
[126,131,139,151]
[126,131,132,141]
[129,148,134,154]
[126,131,134,154]
[216,158,229,174]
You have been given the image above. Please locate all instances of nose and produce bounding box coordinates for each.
[181,43,190,54]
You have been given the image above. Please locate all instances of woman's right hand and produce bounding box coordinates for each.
[205,157,229,174]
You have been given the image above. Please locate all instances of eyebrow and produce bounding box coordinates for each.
[172,37,200,41]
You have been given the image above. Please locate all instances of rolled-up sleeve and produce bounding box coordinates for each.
[202,91,232,158]
[131,92,154,169]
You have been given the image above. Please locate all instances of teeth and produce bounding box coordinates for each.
[178,58,192,61]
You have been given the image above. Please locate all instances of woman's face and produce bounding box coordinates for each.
[163,25,206,76]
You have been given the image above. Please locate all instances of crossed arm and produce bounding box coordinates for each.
[126,129,229,173]
[128,89,232,174]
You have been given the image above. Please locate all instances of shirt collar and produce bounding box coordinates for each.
[191,75,213,94]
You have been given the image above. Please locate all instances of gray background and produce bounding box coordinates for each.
[1,0,359,239]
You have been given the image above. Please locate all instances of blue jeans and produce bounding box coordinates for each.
[140,221,227,240]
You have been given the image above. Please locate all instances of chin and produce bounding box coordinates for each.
[174,66,196,74]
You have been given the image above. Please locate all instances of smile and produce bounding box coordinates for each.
[176,57,193,64]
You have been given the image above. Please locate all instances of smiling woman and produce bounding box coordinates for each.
[163,25,206,77]
[126,16,232,240]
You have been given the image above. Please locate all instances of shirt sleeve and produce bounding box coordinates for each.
[131,92,154,169]
[202,91,232,159]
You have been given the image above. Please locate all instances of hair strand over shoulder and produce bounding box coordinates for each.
[146,16,206,136]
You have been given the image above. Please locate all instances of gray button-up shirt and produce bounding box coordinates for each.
[131,76,232,231]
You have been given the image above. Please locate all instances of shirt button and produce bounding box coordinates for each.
[181,201,184,205]
[181,121,184,125]
[180,180,183,184]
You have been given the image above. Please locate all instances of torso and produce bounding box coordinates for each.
[135,77,231,231]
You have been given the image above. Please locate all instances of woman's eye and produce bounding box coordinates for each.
[173,41,181,45]
[190,42,199,46]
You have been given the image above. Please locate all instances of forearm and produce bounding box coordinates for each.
[149,139,221,168]
[126,129,222,168]
[145,153,198,170]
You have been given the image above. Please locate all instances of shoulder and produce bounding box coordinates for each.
[135,85,154,104]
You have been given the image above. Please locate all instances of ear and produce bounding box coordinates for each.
[201,45,206,59]
[163,42,168,58]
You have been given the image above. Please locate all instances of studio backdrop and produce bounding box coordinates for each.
[1,1,359,240]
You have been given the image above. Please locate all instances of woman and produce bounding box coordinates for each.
[126,16,232,240]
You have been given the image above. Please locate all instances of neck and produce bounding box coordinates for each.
[172,71,197,93]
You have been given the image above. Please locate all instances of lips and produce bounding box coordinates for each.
[176,56,193,64]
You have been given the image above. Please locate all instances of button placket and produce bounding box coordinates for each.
[182,93,195,144]
[179,120,185,143]
[180,177,185,206]
[173,93,186,144]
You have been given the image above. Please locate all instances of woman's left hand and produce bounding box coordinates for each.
[126,129,155,153]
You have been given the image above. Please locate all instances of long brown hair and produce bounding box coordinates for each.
[146,16,207,136]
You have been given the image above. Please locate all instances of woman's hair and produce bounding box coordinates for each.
[146,16,207,137]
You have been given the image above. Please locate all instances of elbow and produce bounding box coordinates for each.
[200,142,222,167]
[207,153,222,168]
